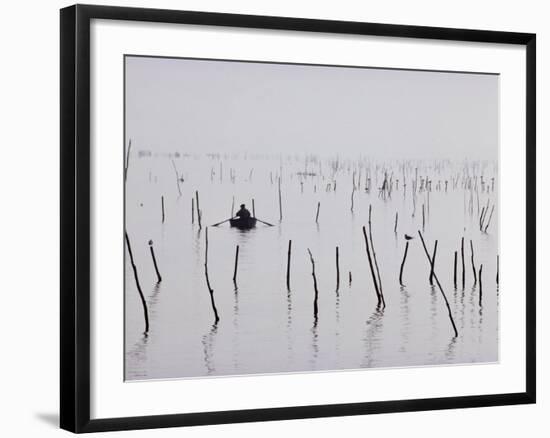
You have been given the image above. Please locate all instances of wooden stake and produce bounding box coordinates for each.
[195,191,201,229]
[479,264,483,307]
[461,237,465,290]
[399,241,409,286]
[307,248,319,323]
[148,240,162,283]
[484,206,495,233]
[252,198,256,217]
[286,240,292,290]
[479,206,485,230]
[429,240,438,285]
[204,227,219,323]
[418,231,458,337]
[315,201,320,223]
[161,195,165,224]
[171,159,182,196]
[124,139,132,183]
[362,226,382,307]
[125,232,149,333]
[232,245,239,283]
[394,212,398,234]
[470,240,477,286]
[368,205,385,307]
[335,246,340,291]
[480,198,490,230]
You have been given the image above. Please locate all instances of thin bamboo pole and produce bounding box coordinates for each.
[315,201,320,223]
[335,246,340,291]
[125,232,149,333]
[232,245,239,283]
[470,240,477,286]
[461,237,465,290]
[307,248,319,323]
[418,231,458,337]
[399,241,409,286]
[429,240,438,285]
[204,227,219,323]
[362,226,382,307]
[368,205,385,307]
[286,240,292,290]
[148,240,162,283]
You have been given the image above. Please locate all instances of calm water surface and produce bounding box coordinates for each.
[125,154,498,380]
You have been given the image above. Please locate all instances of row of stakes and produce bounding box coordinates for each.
[125,200,498,339]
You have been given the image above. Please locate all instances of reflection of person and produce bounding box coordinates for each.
[236,204,251,219]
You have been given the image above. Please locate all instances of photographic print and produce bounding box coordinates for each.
[124,55,499,381]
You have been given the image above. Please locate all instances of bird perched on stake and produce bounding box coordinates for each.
[404,234,414,240]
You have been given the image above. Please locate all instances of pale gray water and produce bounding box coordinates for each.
[124,154,498,380]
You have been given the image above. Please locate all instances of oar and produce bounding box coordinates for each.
[255,218,274,227]
[211,218,233,227]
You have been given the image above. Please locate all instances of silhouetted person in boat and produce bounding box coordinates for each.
[235,204,251,219]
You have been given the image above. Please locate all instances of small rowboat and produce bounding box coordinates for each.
[229,217,257,230]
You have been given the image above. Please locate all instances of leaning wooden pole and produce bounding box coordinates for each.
[470,240,477,286]
[418,231,458,337]
[148,240,162,283]
[124,139,132,183]
[315,201,320,223]
[125,232,149,333]
[399,241,409,286]
[195,190,202,230]
[429,240,438,286]
[204,227,219,323]
[368,205,385,307]
[362,226,382,307]
[232,245,239,283]
[484,206,495,233]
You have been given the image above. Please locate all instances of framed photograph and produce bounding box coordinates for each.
[60,4,536,433]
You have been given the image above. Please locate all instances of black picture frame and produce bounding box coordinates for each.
[60,4,536,433]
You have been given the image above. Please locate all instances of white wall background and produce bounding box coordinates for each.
[0,0,545,436]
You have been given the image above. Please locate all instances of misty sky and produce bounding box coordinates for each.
[125,56,498,160]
